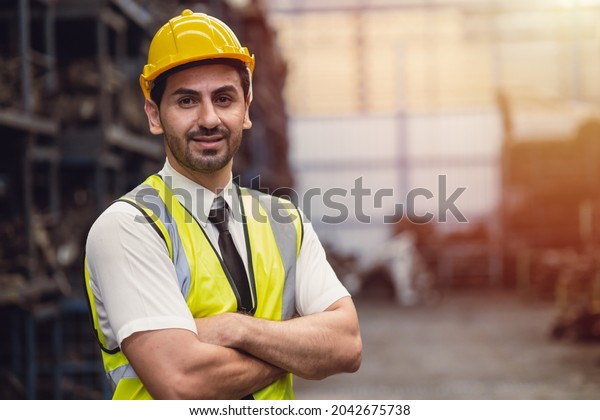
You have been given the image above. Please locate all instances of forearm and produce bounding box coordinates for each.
[185,343,286,399]
[196,297,362,380]
[122,329,285,399]
[240,309,360,379]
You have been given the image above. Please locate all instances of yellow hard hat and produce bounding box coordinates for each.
[139,9,255,99]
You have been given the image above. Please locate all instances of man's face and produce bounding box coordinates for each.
[145,64,252,181]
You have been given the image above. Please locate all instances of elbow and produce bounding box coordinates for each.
[344,334,362,374]
[336,326,362,375]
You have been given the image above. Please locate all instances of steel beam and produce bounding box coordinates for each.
[0,110,59,136]
[105,125,164,160]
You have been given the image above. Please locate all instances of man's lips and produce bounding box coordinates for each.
[188,136,225,151]
[190,135,223,143]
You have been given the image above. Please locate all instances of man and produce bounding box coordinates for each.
[84,10,361,400]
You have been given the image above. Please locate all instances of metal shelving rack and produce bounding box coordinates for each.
[1,0,292,399]
[0,0,163,399]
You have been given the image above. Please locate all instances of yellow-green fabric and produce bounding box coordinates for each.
[84,174,303,399]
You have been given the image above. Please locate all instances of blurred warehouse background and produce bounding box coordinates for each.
[2,0,600,399]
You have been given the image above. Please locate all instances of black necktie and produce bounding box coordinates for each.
[208,196,253,312]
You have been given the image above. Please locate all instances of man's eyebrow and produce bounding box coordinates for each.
[171,87,199,97]
[169,85,240,97]
[213,85,240,96]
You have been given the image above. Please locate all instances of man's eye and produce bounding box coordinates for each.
[215,96,232,105]
[178,97,196,106]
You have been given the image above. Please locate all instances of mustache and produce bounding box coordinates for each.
[186,126,229,139]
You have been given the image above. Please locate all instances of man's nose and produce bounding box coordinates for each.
[196,102,220,129]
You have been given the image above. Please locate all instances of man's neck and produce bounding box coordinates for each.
[167,157,232,193]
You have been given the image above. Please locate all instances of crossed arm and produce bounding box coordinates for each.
[121,328,285,399]
[195,296,362,380]
[121,296,362,399]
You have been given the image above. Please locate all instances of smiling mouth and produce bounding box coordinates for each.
[190,136,223,143]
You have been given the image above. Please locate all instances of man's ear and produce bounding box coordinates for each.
[144,98,164,135]
[243,94,253,130]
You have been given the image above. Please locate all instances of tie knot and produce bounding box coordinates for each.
[208,196,228,232]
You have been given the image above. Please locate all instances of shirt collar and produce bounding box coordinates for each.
[158,159,238,227]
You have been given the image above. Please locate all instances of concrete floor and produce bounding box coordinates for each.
[293,288,600,400]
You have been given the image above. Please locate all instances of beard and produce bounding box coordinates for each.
[164,125,242,174]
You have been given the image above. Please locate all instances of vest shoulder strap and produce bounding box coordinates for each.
[241,187,304,256]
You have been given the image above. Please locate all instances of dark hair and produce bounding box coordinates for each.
[149,58,251,108]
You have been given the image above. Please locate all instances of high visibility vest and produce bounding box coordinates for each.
[84,174,303,399]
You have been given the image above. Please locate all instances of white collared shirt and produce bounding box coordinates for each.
[86,159,349,349]
[158,164,249,277]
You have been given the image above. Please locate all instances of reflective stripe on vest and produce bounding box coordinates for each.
[84,174,302,399]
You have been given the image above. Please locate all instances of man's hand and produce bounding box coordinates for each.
[195,312,243,348]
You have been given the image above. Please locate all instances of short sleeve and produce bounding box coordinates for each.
[85,201,197,348]
[295,211,350,316]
